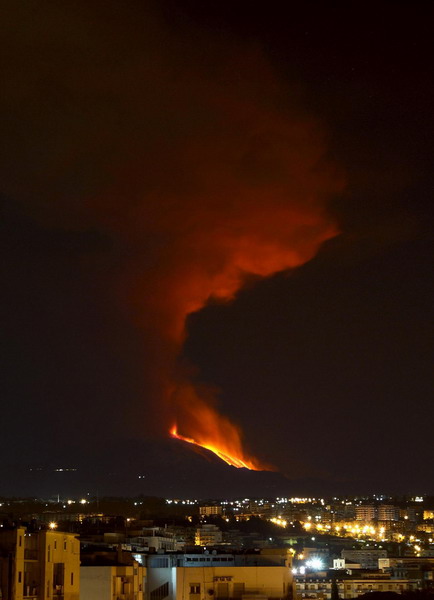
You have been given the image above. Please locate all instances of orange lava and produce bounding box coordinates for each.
[170,425,263,470]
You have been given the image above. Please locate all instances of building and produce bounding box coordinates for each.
[295,574,420,599]
[143,549,294,600]
[195,525,223,547]
[102,527,179,552]
[332,559,361,570]
[401,507,417,522]
[200,506,223,517]
[379,556,434,589]
[129,528,178,552]
[341,549,387,570]
[355,505,377,522]
[377,505,400,522]
[0,526,80,600]
[81,562,146,600]
[326,504,356,523]
[80,541,147,600]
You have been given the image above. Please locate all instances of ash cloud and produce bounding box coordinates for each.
[2,1,343,467]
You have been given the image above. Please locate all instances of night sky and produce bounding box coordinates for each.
[1,1,433,497]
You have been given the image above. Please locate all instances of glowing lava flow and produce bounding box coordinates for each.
[170,425,261,470]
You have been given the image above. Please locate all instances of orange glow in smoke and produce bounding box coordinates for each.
[168,382,275,471]
[3,8,345,476]
[170,425,264,470]
[107,53,344,470]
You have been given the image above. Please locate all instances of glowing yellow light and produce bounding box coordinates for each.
[49,522,57,530]
[304,522,312,530]
[270,517,287,528]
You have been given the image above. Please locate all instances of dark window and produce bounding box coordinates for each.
[71,573,74,586]
[190,585,201,594]
[53,563,64,588]
[18,572,22,583]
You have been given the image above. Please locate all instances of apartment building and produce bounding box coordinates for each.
[341,549,387,570]
[195,525,223,547]
[295,574,420,599]
[144,549,294,600]
[0,526,79,600]
[199,506,223,517]
[81,562,146,600]
[355,506,376,522]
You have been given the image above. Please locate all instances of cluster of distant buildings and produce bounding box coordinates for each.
[199,497,434,545]
[0,526,293,600]
[1,520,434,600]
[0,494,433,600]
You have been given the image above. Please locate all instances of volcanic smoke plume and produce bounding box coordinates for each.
[2,2,343,469]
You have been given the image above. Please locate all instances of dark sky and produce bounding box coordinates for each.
[1,0,433,496]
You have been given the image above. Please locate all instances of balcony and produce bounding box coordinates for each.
[24,585,39,599]
[53,584,64,599]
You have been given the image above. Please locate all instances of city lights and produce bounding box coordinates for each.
[270,517,287,528]
[306,558,324,570]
